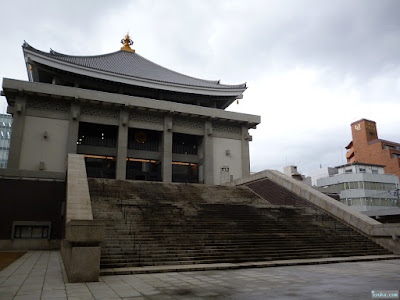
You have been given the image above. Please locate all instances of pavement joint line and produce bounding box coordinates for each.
[13,251,41,298]
[40,250,51,299]
[57,251,69,284]
[85,278,97,299]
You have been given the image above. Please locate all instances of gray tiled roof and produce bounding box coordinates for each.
[24,44,246,90]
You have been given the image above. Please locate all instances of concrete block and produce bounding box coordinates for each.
[65,220,105,243]
[64,246,101,282]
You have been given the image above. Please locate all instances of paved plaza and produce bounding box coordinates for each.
[0,251,399,299]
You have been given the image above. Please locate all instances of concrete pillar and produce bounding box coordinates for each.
[203,121,214,185]
[7,97,26,169]
[116,109,129,180]
[66,103,80,155]
[241,125,251,178]
[162,115,173,183]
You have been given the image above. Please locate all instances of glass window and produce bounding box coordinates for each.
[14,225,49,239]
[349,182,358,189]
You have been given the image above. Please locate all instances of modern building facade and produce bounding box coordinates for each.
[317,162,399,211]
[1,35,260,185]
[0,113,12,168]
[346,119,400,178]
[310,166,338,186]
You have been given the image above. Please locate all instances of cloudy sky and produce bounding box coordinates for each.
[1,0,399,176]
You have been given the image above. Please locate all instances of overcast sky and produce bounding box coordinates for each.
[1,0,399,176]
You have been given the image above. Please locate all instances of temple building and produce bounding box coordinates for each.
[1,35,260,185]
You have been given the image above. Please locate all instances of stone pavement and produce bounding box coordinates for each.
[0,251,399,300]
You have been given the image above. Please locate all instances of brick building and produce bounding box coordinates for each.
[346,119,400,178]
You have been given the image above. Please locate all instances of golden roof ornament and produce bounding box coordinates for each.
[121,33,135,52]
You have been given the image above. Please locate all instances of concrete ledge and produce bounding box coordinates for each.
[0,168,65,181]
[66,154,93,222]
[62,219,104,282]
[236,170,392,234]
[65,220,105,243]
[372,224,400,237]
[61,154,104,282]
[3,78,260,125]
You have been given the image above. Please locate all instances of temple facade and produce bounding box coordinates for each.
[2,35,260,185]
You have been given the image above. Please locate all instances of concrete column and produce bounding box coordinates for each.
[116,109,129,180]
[7,97,26,169]
[241,125,251,178]
[203,121,214,185]
[162,115,173,183]
[66,103,80,155]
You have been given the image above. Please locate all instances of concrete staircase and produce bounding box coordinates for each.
[89,178,392,274]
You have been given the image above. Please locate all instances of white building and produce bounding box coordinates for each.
[310,167,338,186]
[0,114,12,168]
[316,162,399,211]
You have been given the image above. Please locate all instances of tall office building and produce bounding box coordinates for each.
[346,119,400,179]
[0,113,12,168]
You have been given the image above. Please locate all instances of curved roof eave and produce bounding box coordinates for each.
[23,46,246,98]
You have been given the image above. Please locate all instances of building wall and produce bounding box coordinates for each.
[0,179,65,241]
[347,119,400,178]
[3,79,260,183]
[212,137,242,185]
[19,116,69,172]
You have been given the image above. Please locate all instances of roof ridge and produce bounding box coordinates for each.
[22,41,247,93]
[132,52,245,88]
[27,44,122,59]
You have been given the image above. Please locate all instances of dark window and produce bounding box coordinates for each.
[172,162,199,183]
[128,129,161,152]
[14,225,49,239]
[77,122,118,148]
[126,159,161,181]
[172,133,199,155]
[84,155,116,179]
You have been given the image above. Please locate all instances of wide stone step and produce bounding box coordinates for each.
[88,178,393,270]
[100,243,385,256]
[100,250,390,268]
[101,244,387,256]
[102,235,380,244]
